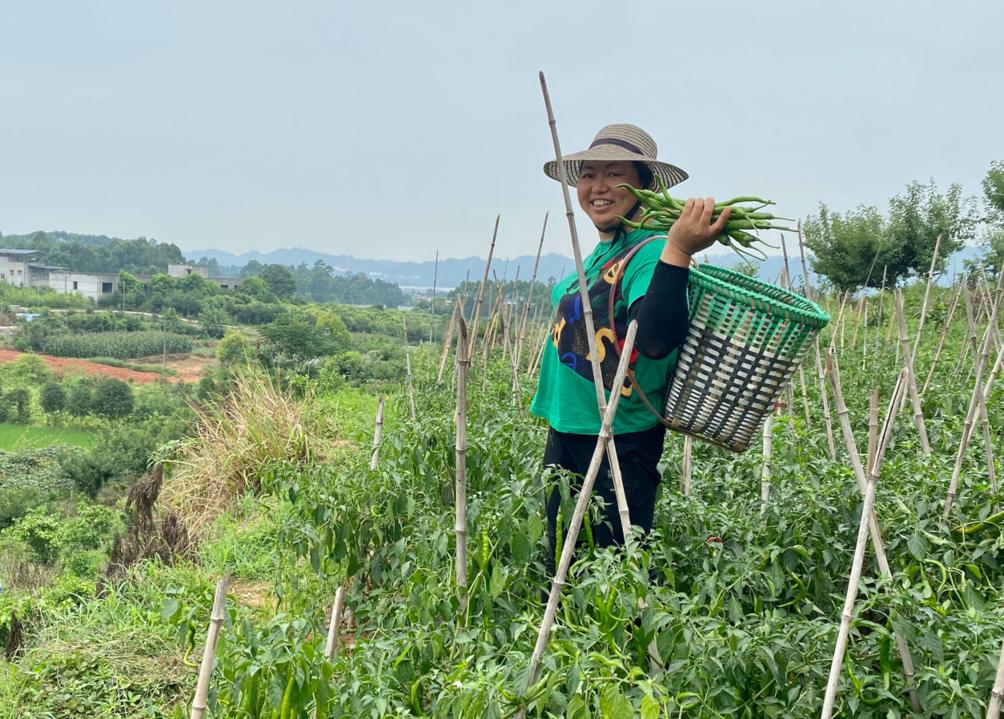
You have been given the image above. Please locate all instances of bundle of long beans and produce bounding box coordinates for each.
[618,178,795,261]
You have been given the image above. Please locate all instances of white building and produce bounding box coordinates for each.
[0,250,241,302]
[46,271,119,303]
[168,263,209,279]
[0,249,42,287]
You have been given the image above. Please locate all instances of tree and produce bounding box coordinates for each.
[92,378,134,419]
[804,179,979,291]
[260,312,339,365]
[236,276,275,303]
[39,382,66,414]
[885,179,977,277]
[4,388,31,424]
[802,204,894,290]
[199,306,229,339]
[261,264,296,300]
[979,162,1004,276]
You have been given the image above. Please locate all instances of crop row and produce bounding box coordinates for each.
[38,331,193,360]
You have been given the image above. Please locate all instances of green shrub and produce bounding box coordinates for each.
[92,378,134,419]
[6,509,64,564]
[217,330,253,367]
[39,382,66,414]
[4,387,32,424]
[6,353,53,384]
[66,383,94,417]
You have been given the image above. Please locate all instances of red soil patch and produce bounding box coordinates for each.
[0,348,182,384]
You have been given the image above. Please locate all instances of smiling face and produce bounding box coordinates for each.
[576,161,644,235]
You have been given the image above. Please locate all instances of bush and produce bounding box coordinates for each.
[39,382,66,414]
[4,387,32,424]
[66,383,94,417]
[217,331,254,367]
[92,378,134,419]
[6,353,53,384]
[0,447,77,529]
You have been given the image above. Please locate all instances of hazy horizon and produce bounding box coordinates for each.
[2,1,1002,262]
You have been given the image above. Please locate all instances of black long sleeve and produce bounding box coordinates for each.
[630,261,689,360]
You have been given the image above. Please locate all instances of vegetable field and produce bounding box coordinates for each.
[2,274,1003,718]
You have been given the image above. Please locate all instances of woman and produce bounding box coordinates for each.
[529,124,730,575]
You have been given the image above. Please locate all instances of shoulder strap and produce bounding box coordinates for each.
[606,234,674,428]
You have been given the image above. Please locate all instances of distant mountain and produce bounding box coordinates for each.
[183,247,580,288]
[183,243,986,290]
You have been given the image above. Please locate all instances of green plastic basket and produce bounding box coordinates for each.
[663,264,830,452]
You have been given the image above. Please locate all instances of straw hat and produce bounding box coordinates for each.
[543,123,688,190]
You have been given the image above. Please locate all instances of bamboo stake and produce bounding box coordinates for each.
[812,337,838,460]
[515,213,548,373]
[876,266,888,362]
[962,284,981,367]
[429,250,438,344]
[468,216,499,355]
[760,412,774,512]
[190,574,231,719]
[539,71,631,542]
[455,319,470,597]
[826,353,922,712]
[912,233,942,360]
[867,388,879,474]
[893,289,931,456]
[369,396,384,471]
[436,298,460,385]
[943,301,1003,520]
[521,321,639,703]
[402,318,417,420]
[986,631,1004,718]
[820,371,908,719]
[850,297,865,350]
[921,281,963,396]
[681,435,693,497]
[796,221,813,300]
[323,586,345,660]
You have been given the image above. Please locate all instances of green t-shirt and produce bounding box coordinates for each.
[530,228,680,434]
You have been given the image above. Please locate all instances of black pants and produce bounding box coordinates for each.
[543,424,666,576]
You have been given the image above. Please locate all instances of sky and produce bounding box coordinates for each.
[1,0,1002,262]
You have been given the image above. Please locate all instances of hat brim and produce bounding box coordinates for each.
[543,145,688,190]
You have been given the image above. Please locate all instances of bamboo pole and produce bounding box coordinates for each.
[893,289,931,456]
[521,321,639,705]
[826,354,922,712]
[515,213,548,373]
[850,297,865,350]
[867,388,879,474]
[323,586,345,660]
[190,574,231,719]
[921,280,963,396]
[369,396,384,471]
[943,307,1003,520]
[796,221,813,301]
[962,284,981,367]
[912,233,942,361]
[812,337,838,460]
[876,266,888,362]
[455,319,470,597]
[539,71,631,542]
[436,298,460,385]
[986,631,1004,718]
[681,435,693,497]
[760,412,774,512]
[429,250,438,344]
[468,216,499,355]
[820,371,908,719]
[402,318,417,420]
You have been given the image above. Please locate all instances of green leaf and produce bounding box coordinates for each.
[599,686,633,719]
[907,533,926,561]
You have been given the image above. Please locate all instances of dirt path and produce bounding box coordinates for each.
[0,348,185,384]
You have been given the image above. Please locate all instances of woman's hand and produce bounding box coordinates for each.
[661,197,731,267]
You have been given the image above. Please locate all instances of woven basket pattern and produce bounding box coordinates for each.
[664,264,829,452]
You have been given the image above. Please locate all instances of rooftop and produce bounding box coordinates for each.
[0,249,42,255]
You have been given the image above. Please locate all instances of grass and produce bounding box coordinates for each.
[0,423,96,451]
